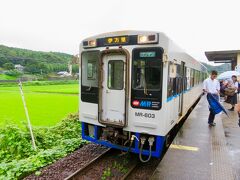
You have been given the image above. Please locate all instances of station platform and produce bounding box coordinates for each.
[152,96,240,180]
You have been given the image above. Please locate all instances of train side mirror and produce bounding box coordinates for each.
[163,53,168,63]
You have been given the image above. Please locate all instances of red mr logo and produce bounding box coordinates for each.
[132,100,140,107]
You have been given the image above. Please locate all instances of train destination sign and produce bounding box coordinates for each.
[105,36,129,45]
[139,52,156,58]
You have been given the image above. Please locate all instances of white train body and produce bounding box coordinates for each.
[79,31,208,159]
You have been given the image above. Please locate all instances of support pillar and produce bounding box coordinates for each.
[237,53,240,66]
[235,53,240,71]
[236,54,240,82]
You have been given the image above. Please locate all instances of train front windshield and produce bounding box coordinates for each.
[131,47,163,110]
[133,59,161,90]
[81,51,100,104]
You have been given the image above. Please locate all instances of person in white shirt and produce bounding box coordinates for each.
[203,70,220,126]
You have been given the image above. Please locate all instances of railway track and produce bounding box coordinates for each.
[120,162,139,180]
[64,148,139,180]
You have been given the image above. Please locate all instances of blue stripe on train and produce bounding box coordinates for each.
[166,88,192,102]
[81,122,166,158]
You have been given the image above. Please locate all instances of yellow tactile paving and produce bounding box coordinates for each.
[170,144,199,151]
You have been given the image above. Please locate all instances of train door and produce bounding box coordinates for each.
[99,54,126,127]
[178,61,186,116]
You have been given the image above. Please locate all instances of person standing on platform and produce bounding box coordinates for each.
[227,75,238,111]
[203,70,220,126]
[234,103,240,127]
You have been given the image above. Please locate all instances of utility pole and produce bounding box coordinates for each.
[18,80,37,150]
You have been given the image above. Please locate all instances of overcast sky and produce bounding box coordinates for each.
[0,0,240,63]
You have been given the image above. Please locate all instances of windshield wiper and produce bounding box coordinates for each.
[86,86,92,91]
[143,79,149,96]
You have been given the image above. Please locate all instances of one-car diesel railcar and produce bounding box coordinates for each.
[79,30,208,162]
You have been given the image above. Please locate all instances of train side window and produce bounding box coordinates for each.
[167,77,174,97]
[186,67,191,89]
[194,70,197,85]
[199,72,202,83]
[200,72,202,83]
[168,63,184,96]
[183,67,187,91]
[175,77,180,94]
[197,71,199,84]
[199,71,201,83]
[195,71,197,85]
[198,71,200,84]
[195,70,197,85]
[176,64,182,94]
[190,69,194,87]
[168,62,176,97]
[176,64,181,77]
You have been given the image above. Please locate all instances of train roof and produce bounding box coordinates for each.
[81,30,208,72]
[82,30,166,41]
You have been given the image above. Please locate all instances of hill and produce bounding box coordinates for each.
[201,62,231,74]
[0,44,231,76]
[0,45,74,74]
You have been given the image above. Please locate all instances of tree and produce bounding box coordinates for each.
[0,45,74,74]
[0,57,10,67]
[3,62,14,70]
[72,64,79,73]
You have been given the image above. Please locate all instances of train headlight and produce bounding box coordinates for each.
[138,35,148,44]
[138,34,158,44]
[89,40,97,47]
[83,39,97,48]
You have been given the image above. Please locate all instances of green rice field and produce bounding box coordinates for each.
[0,74,17,80]
[0,83,79,128]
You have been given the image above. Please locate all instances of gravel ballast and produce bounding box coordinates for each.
[24,144,108,180]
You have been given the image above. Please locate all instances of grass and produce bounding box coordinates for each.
[0,74,17,80]
[0,83,79,128]
[0,80,79,87]
[0,84,79,94]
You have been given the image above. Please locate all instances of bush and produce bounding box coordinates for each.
[0,113,86,179]
[2,62,14,70]
[0,126,35,163]
[4,69,23,77]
